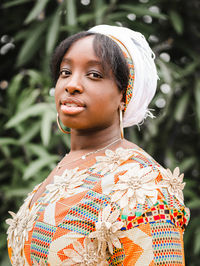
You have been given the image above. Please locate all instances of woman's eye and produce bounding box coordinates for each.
[88,72,103,79]
[60,69,71,77]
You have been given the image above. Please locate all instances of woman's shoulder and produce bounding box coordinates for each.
[97,141,190,230]
[116,141,187,204]
[118,139,160,167]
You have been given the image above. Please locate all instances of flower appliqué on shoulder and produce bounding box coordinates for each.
[44,167,88,203]
[6,190,41,265]
[94,148,135,174]
[160,166,185,203]
[11,252,25,266]
[88,204,125,257]
[6,204,38,250]
[111,164,159,209]
[62,238,107,266]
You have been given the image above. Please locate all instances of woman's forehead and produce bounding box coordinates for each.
[61,35,106,69]
[63,36,96,58]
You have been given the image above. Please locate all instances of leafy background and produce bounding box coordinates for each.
[0,0,200,265]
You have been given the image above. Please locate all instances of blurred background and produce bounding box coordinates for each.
[0,0,199,265]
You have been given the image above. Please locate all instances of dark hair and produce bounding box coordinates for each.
[51,31,129,95]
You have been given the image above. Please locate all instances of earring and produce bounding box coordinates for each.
[56,113,71,134]
[119,108,124,139]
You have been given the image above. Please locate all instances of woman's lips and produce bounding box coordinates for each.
[60,98,86,115]
[61,104,85,115]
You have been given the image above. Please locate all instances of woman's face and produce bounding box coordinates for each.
[55,35,123,132]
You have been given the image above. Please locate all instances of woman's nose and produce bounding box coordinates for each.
[65,74,83,94]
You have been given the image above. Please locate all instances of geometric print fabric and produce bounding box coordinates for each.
[7,147,189,265]
[151,222,184,265]
[27,156,187,265]
[31,190,111,264]
[58,190,110,235]
[30,221,57,263]
[121,223,154,265]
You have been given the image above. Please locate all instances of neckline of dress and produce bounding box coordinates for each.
[28,147,140,210]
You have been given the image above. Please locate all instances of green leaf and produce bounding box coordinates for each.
[187,199,200,209]
[183,187,196,199]
[157,59,172,84]
[146,122,158,137]
[7,73,24,100]
[179,157,195,172]
[119,4,167,19]
[46,7,61,54]
[11,158,26,173]
[194,79,200,131]
[65,0,77,27]
[27,69,44,87]
[60,25,78,32]
[23,155,59,180]
[26,143,50,157]
[16,22,48,67]
[194,228,200,254]
[24,0,49,24]
[0,145,10,158]
[2,0,30,8]
[18,123,40,144]
[169,10,183,35]
[174,92,190,122]
[94,0,108,24]
[14,29,30,42]
[181,60,200,78]
[4,187,31,198]
[5,103,51,128]
[0,234,7,250]
[0,138,18,146]
[41,109,55,146]
[78,13,95,24]
[165,149,177,169]
[0,160,5,170]
[17,89,40,112]
[106,12,131,21]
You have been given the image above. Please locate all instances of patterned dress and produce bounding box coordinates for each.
[6,147,190,265]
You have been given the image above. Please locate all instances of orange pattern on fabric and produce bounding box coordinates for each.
[122,237,144,265]
[6,147,189,265]
[24,228,34,265]
[122,223,154,265]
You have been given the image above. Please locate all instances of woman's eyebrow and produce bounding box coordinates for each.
[86,60,102,67]
[61,58,102,66]
[61,58,71,65]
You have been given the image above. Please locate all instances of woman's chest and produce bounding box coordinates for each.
[24,189,111,265]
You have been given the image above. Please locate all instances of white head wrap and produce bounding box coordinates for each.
[88,25,158,128]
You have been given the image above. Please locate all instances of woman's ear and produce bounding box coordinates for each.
[119,99,125,111]
[119,91,126,111]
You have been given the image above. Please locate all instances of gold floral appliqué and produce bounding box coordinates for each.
[111,164,159,209]
[88,204,125,257]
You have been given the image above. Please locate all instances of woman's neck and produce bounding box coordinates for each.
[70,124,121,152]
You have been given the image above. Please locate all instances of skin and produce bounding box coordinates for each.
[55,35,126,154]
[30,35,137,207]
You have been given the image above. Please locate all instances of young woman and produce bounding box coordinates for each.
[6,25,189,265]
